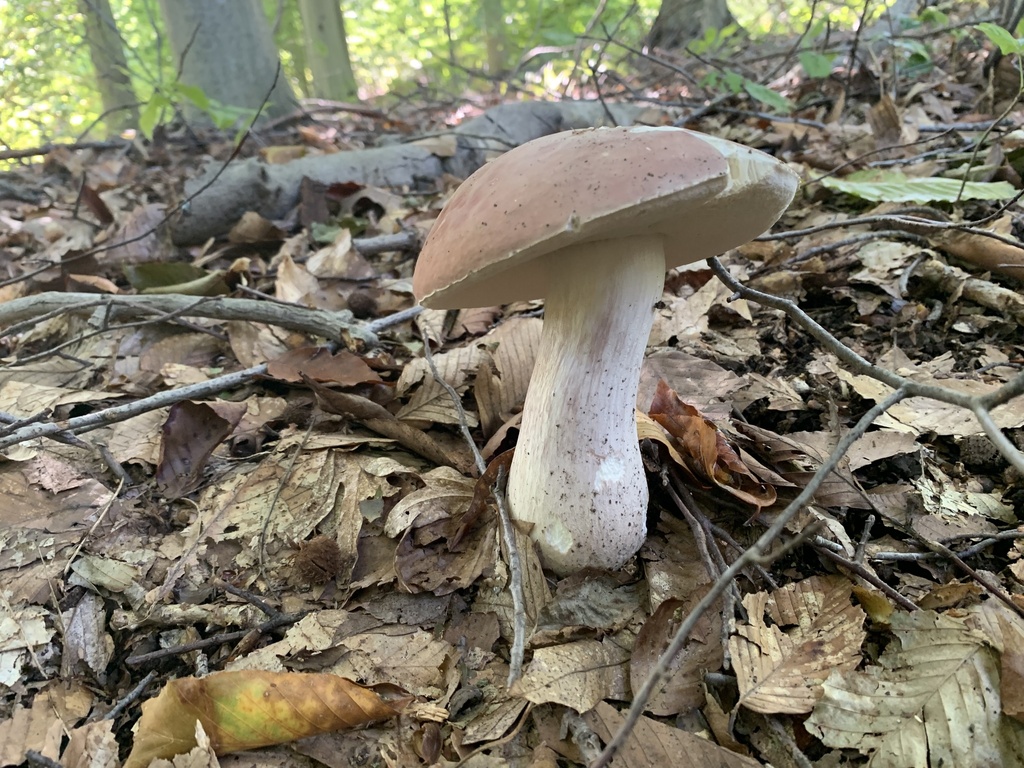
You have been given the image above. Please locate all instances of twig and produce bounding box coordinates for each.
[756,211,1024,250]
[494,464,527,686]
[921,540,1024,620]
[708,257,1024,474]
[24,752,63,768]
[0,364,268,451]
[418,320,527,684]
[125,611,305,666]
[0,293,379,347]
[814,544,918,612]
[63,477,124,576]
[592,388,908,767]
[102,670,158,722]
[0,411,130,483]
[215,579,282,620]
[258,419,315,592]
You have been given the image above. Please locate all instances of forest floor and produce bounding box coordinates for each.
[2,12,1024,768]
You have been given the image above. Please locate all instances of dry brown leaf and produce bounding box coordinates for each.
[394,511,497,596]
[807,610,1024,767]
[0,380,124,420]
[584,701,762,768]
[60,592,113,682]
[999,615,1024,724]
[155,450,401,601]
[226,321,294,367]
[275,250,319,304]
[510,637,630,712]
[731,575,866,715]
[124,670,412,768]
[308,377,472,472]
[472,520,550,643]
[307,229,377,279]
[396,346,484,426]
[535,572,643,640]
[106,408,167,465]
[648,380,776,509]
[266,346,382,386]
[156,401,241,498]
[326,625,457,699]
[630,585,724,716]
[638,350,744,415]
[0,699,63,767]
[837,366,1024,438]
[455,306,501,336]
[472,317,542,437]
[384,466,475,538]
[60,720,118,768]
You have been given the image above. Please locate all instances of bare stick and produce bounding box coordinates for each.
[0,293,379,347]
[0,364,268,450]
[592,388,908,767]
[418,321,527,684]
[708,257,1024,474]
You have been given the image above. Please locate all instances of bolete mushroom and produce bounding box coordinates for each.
[413,126,798,575]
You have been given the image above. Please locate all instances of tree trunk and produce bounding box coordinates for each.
[298,0,359,101]
[78,0,139,134]
[158,0,298,123]
[647,0,734,50]
[481,0,507,76]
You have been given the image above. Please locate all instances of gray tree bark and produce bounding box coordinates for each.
[170,101,670,245]
[647,0,734,50]
[298,0,359,101]
[79,0,139,134]
[158,0,298,123]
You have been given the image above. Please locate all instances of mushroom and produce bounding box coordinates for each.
[413,126,798,575]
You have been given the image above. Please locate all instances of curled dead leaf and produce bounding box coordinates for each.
[124,670,412,768]
[646,380,776,509]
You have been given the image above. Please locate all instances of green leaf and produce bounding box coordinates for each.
[743,80,793,113]
[798,51,833,79]
[722,70,745,94]
[821,169,1016,203]
[139,95,171,139]
[975,23,1024,56]
[175,83,211,111]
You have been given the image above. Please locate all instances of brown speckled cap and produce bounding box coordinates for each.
[413,125,798,309]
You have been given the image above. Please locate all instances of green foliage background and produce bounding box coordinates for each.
[0,0,994,149]
[1,0,660,147]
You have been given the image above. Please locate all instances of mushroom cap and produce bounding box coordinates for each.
[413,125,799,309]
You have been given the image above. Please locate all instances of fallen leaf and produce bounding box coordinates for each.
[124,670,412,768]
[584,701,762,767]
[510,637,630,712]
[156,401,241,499]
[648,380,776,508]
[806,610,1024,767]
[630,585,724,716]
[731,575,866,714]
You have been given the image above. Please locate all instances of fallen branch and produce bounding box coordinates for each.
[0,304,424,452]
[0,293,381,347]
[707,257,1024,474]
[593,389,910,766]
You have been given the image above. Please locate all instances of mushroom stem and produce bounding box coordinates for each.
[508,235,665,574]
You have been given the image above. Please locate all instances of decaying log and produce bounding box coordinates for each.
[171,101,669,245]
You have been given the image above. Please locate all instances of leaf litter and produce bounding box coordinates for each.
[2,10,1024,768]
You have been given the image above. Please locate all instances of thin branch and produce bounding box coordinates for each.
[592,388,908,767]
[418,321,527,684]
[708,257,1024,474]
[0,364,268,450]
[0,293,379,347]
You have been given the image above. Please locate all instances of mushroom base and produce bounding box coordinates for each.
[507,236,665,574]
